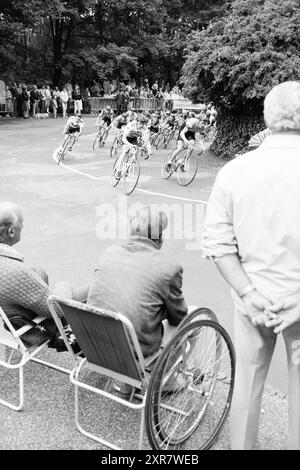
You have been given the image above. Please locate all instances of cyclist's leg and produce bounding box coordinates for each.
[166,139,184,165]
[59,133,69,151]
[69,132,79,151]
[115,143,130,175]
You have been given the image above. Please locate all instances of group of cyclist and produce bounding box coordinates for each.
[57,103,217,181]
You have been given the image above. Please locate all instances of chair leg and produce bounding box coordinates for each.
[139,407,146,450]
[0,364,24,411]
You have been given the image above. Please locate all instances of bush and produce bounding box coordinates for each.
[211,109,265,159]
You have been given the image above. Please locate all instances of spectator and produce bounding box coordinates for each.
[60,87,69,118]
[39,85,47,113]
[90,81,101,97]
[152,80,159,97]
[103,79,111,97]
[115,88,125,116]
[9,83,18,117]
[45,85,51,113]
[5,86,13,115]
[201,80,300,450]
[0,202,59,346]
[73,86,83,116]
[16,83,23,116]
[82,87,91,114]
[52,87,61,118]
[87,205,188,363]
[21,86,30,118]
[30,85,40,118]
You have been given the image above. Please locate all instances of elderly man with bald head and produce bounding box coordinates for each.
[0,202,58,346]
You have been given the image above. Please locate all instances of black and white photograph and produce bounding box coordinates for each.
[0,0,300,452]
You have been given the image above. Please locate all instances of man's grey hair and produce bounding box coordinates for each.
[264,81,300,132]
[0,202,20,241]
[129,205,168,240]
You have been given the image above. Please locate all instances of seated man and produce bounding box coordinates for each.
[87,205,193,395]
[0,202,82,349]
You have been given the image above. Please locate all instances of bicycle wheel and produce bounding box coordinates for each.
[145,320,235,450]
[123,156,140,195]
[177,153,198,186]
[101,128,109,146]
[179,308,219,330]
[197,139,205,156]
[111,157,121,187]
[93,132,100,151]
[155,133,163,150]
[57,137,70,164]
[110,137,119,159]
[161,152,174,180]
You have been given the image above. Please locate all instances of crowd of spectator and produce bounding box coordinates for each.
[3,78,183,118]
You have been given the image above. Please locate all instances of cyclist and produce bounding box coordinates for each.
[149,111,160,138]
[139,114,152,159]
[164,115,204,171]
[59,114,84,153]
[95,105,115,140]
[114,113,141,179]
[114,111,128,139]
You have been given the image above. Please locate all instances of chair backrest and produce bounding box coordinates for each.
[47,295,146,388]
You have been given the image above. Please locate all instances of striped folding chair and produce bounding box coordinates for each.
[0,305,76,411]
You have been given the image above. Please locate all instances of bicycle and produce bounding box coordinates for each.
[111,145,141,195]
[110,132,123,159]
[161,143,198,186]
[93,125,109,151]
[57,133,78,164]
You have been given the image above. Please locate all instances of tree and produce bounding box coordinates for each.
[181,0,300,158]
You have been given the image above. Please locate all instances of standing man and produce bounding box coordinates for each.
[60,87,69,118]
[201,81,300,450]
[30,85,40,118]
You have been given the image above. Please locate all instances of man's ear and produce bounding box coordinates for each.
[8,227,14,238]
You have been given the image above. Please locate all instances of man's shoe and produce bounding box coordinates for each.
[115,170,122,180]
[112,382,141,398]
[164,162,172,172]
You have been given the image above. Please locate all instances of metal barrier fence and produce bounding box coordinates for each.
[90,97,172,113]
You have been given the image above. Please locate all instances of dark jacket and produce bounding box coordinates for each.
[87,237,188,357]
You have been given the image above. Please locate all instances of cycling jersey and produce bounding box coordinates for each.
[115,116,127,129]
[65,117,84,134]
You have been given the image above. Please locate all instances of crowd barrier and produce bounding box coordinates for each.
[90,97,172,113]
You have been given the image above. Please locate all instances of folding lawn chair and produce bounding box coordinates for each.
[0,304,77,411]
[48,295,236,450]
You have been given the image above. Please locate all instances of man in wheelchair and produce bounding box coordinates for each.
[87,205,191,395]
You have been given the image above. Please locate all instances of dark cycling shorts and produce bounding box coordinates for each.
[102,116,112,126]
[126,136,138,145]
[67,126,80,134]
[178,129,195,142]
[150,126,159,134]
[116,121,126,129]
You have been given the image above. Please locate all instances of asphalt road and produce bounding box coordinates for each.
[0,115,288,395]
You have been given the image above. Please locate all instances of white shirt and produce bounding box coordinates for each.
[202,134,300,302]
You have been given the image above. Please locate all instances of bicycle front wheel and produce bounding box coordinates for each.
[177,154,198,186]
[111,158,121,187]
[161,152,173,180]
[123,158,140,195]
[93,132,100,151]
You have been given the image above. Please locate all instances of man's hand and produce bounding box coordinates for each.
[242,289,274,326]
[264,297,300,334]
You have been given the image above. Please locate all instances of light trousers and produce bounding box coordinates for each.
[230,307,300,450]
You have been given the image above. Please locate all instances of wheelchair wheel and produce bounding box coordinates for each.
[179,308,219,330]
[177,153,198,186]
[145,320,235,450]
[123,156,140,195]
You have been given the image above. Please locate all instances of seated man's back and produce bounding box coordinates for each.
[87,209,187,357]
